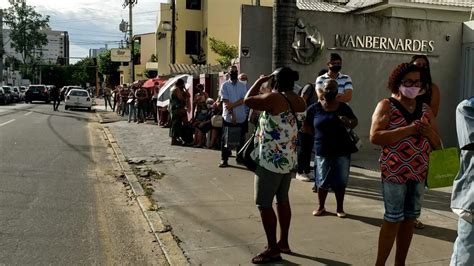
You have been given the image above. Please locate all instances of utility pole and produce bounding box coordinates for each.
[123,0,137,83]
[272,0,296,69]
[171,0,176,64]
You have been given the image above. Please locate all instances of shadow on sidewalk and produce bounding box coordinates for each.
[347,171,453,212]
[283,252,351,265]
[346,213,457,243]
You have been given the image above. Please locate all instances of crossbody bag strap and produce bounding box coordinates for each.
[279,92,301,130]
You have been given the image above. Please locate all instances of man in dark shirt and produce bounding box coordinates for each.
[50,86,60,111]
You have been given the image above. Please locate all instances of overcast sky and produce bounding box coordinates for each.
[0,0,168,63]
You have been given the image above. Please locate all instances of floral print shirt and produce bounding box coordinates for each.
[251,110,299,174]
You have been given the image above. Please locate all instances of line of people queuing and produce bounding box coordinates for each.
[103,81,160,124]
[107,53,469,265]
[167,52,471,265]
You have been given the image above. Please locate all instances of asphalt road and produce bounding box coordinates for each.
[0,102,166,265]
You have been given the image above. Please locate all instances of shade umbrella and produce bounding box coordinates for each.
[143,79,157,88]
[157,74,193,107]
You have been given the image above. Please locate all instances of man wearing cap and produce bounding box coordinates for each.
[451,97,474,265]
[315,53,353,103]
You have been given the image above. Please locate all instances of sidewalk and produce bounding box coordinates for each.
[94,99,458,265]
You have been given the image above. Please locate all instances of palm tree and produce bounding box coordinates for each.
[272,0,296,69]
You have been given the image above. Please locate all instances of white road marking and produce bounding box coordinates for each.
[0,119,15,127]
[24,111,32,116]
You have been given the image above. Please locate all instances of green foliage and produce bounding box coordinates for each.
[71,58,96,87]
[208,37,238,68]
[4,0,50,65]
[149,54,158,62]
[98,50,121,86]
[4,56,22,70]
[39,64,67,87]
[144,70,158,79]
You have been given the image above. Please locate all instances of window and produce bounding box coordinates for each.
[186,0,201,10]
[185,31,201,55]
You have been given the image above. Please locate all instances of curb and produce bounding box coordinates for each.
[96,113,189,266]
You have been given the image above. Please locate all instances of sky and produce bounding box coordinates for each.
[0,0,168,63]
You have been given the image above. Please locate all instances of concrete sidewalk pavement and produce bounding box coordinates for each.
[94,99,458,265]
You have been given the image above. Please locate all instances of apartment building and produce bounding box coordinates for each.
[155,0,273,75]
[2,28,69,65]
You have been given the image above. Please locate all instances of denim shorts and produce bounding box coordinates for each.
[451,216,474,266]
[382,180,425,222]
[254,166,292,209]
[314,155,351,192]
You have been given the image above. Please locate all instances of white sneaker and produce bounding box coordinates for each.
[296,173,311,182]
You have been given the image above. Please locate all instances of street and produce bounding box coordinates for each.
[0,103,166,265]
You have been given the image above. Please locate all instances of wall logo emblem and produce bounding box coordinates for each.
[241,47,250,58]
[292,18,324,65]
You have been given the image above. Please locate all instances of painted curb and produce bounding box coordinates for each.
[96,113,189,266]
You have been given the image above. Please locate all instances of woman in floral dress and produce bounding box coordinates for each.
[244,67,306,264]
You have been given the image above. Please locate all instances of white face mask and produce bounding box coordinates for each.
[240,80,247,85]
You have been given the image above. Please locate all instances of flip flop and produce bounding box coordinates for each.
[266,244,292,255]
[414,220,425,229]
[312,208,326,216]
[251,253,282,264]
[279,247,292,254]
[336,212,347,218]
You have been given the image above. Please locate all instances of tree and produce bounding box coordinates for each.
[4,56,22,71]
[4,0,50,65]
[71,58,96,87]
[208,37,238,69]
[98,50,121,86]
[273,0,296,69]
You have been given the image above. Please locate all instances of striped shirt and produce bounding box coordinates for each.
[315,72,353,94]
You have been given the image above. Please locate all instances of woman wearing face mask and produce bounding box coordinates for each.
[370,63,441,266]
[306,79,358,218]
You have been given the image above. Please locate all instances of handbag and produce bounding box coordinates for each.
[348,129,362,152]
[427,145,460,189]
[237,133,257,172]
[211,115,223,128]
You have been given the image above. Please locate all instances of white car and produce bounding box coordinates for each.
[64,89,92,111]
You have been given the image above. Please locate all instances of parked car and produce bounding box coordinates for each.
[64,89,92,111]
[2,86,13,104]
[0,87,7,105]
[25,84,50,103]
[60,86,81,101]
[13,87,26,102]
[10,87,20,103]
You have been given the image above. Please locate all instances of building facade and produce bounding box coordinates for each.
[2,28,69,65]
[155,0,274,75]
[89,47,107,59]
[133,32,157,80]
[240,4,473,149]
